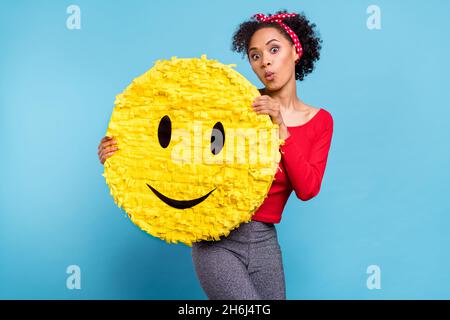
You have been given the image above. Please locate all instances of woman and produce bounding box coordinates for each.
[98,10,333,300]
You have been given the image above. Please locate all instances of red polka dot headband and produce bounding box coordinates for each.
[253,13,303,64]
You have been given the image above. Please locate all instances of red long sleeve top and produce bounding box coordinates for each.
[251,108,334,224]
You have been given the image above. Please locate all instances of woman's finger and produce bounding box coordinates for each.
[99,146,118,159]
[103,146,119,154]
[253,108,269,115]
[102,151,116,163]
[98,136,115,150]
[252,100,268,107]
[100,136,113,144]
[98,148,107,160]
[253,104,270,110]
[253,96,268,104]
[100,153,111,164]
[101,139,117,149]
[254,98,275,106]
[253,104,267,110]
[98,147,105,158]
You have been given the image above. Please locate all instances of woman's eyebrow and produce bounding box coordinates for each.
[248,38,280,52]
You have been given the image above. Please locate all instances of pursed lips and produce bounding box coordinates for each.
[264,71,275,80]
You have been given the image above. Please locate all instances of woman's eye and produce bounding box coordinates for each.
[270,47,279,53]
[251,54,260,60]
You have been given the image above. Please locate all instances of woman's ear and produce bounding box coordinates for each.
[292,45,299,62]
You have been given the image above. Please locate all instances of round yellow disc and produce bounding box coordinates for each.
[103,55,281,246]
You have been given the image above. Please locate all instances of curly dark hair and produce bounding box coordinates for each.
[231,10,322,81]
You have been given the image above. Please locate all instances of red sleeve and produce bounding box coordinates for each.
[279,112,334,201]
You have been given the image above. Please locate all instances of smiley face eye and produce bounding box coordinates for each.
[211,122,225,155]
[158,115,172,148]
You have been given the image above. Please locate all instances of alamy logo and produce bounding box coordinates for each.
[367,5,381,30]
[366,265,381,290]
[66,265,81,290]
[66,5,81,30]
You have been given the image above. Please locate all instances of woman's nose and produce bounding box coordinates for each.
[262,55,271,67]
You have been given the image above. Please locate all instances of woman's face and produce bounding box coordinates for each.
[247,27,299,91]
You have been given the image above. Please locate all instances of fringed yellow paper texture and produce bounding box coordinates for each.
[103,55,282,246]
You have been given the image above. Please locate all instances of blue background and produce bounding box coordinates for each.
[1,0,450,299]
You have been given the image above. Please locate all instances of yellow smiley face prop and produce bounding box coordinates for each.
[103,55,281,246]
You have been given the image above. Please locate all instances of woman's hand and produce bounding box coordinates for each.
[97,136,119,165]
[252,95,284,126]
[252,95,291,140]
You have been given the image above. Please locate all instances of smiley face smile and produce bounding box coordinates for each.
[147,183,216,209]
